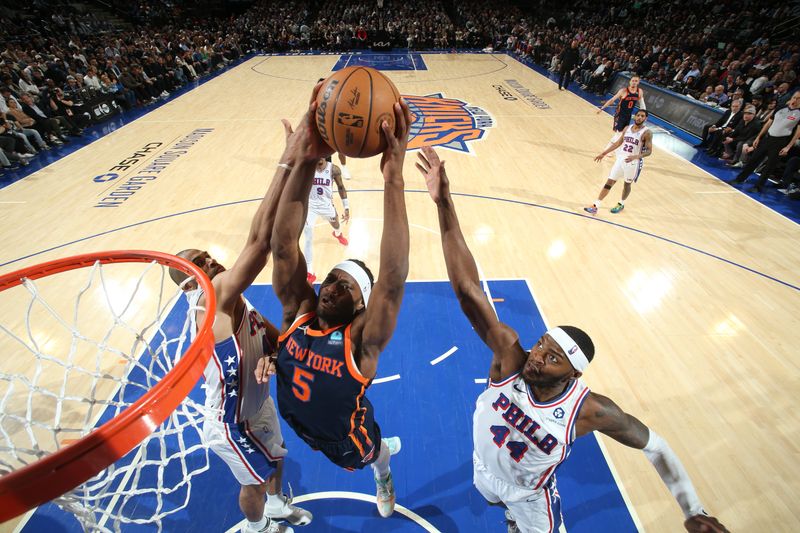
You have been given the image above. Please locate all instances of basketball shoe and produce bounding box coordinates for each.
[332,231,348,245]
[265,491,313,526]
[610,202,624,213]
[242,517,293,533]
[375,471,396,518]
[374,437,402,518]
[583,205,598,214]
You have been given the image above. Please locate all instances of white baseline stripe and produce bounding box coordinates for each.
[373,374,401,384]
[226,491,442,533]
[430,346,458,365]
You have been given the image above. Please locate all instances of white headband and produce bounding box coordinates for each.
[547,327,590,372]
[332,260,372,307]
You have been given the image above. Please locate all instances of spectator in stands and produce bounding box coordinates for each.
[706,85,729,107]
[698,85,714,102]
[695,99,742,154]
[84,67,101,90]
[5,98,50,151]
[721,104,761,164]
[51,87,90,130]
[18,71,40,96]
[705,99,744,157]
[732,91,800,193]
[775,82,792,108]
[756,98,777,123]
[19,93,66,145]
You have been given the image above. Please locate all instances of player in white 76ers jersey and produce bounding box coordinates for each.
[585,109,653,215]
[416,146,728,533]
[304,157,350,284]
[170,119,312,533]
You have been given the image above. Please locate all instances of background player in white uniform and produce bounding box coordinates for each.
[169,120,311,533]
[585,109,653,214]
[416,146,728,533]
[304,157,349,284]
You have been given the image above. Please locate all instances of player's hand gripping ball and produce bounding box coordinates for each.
[315,66,401,158]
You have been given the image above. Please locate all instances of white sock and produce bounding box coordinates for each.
[333,228,342,237]
[371,441,391,480]
[247,516,267,531]
[594,199,602,208]
[618,200,624,205]
[264,492,286,513]
[341,165,351,179]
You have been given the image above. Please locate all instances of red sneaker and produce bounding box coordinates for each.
[332,231,348,246]
[307,272,317,284]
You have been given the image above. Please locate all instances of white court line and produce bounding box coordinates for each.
[373,374,401,384]
[0,201,27,204]
[524,278,643,531]
[694,190,738,194]
[226,491,442,533]
[430,346,458,365]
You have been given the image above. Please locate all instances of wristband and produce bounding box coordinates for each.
[278,163,292,171]
[343,198,350,209]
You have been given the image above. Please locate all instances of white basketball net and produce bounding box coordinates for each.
[0,259,216,532]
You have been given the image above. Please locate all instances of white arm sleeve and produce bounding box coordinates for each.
[642,429,705,518]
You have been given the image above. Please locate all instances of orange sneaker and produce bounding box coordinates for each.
[332,231,348,246]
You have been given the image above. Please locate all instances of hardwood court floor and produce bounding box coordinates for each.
[1,53,798,532]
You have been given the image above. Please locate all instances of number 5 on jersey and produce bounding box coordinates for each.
[292,367,314,401]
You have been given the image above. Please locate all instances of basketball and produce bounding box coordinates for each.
[315,66,401,158]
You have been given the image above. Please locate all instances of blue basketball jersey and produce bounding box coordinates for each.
[276,312,374,451]
[615,87,640,118]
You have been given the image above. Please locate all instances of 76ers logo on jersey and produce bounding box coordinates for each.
[404,94,494,154]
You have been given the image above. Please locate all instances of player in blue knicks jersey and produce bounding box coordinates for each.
[416,146,729,533]
[170,119,312,533]
[598,75,646,152]
[258,83,411,519]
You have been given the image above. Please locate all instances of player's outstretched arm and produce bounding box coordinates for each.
[358,100,412,378]
[212,119,297,315]
[576,393,729,533]
[332,164,349,222]
[595,125,628,161]
[597,89,622,113]
[416,146,518,353]
[271,82,334,329]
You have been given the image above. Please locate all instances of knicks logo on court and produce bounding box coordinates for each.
[404,94,494,154]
